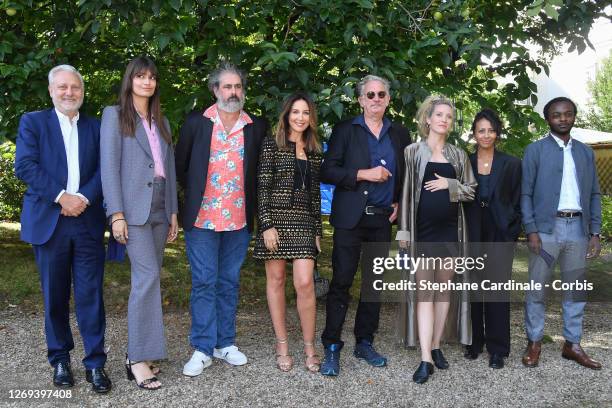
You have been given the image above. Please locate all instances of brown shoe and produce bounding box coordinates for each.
[561,341,602,370]
[522,340,541,367]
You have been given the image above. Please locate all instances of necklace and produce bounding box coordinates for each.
[478,155,492,168]
[296,156,308,190]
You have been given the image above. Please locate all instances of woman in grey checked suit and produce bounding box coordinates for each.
[100,56,178,390]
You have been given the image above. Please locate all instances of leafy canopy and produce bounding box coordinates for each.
[0,0,610,156]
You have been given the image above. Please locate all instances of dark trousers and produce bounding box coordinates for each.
[33,216,106,369]
[470,301,510,356]
[470,207,511,356]
[322,213,391,348]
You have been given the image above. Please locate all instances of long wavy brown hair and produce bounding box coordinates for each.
[274,92,321,153]
[118,56,171,143]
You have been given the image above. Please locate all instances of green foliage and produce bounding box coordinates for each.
[601,195,612,240]
[0,142,26,221]
[577,50,612,133]
[0,0,609,157]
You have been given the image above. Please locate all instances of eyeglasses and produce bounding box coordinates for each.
[365,91,387,99]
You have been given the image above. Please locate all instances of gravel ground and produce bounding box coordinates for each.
[0,303,610,408]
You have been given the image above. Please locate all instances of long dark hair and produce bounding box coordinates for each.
[274,92,321,153]
[118,56,171,143]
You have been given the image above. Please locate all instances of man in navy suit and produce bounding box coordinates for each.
[15,65,111,393]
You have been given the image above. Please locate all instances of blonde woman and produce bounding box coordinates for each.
[396,95,476,384]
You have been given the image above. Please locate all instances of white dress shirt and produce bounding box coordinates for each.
[54,109,88,204]
[551,133,581,211]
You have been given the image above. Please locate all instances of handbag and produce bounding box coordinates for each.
[313,259,329,298]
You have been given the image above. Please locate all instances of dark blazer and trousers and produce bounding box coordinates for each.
[15,108,107,369]
[320,118,411,348]
[466,149,522,357]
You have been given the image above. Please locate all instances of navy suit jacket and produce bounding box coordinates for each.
[321,118,411,230]
[15,108,106,245]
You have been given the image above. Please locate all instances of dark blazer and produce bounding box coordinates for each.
[321,118,411,230]
[175,109,268,233]
[15,108,106,245]
[466,149,522,242]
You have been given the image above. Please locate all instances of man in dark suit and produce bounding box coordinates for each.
[319,75,411,376]
[15,65,111,393]
[176,62,268,376]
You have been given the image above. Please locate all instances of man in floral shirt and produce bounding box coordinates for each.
[176,62,268,376]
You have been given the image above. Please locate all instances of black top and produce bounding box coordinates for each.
[417,162,458,242]
[466,150,523,243]
[294,158,311,191]
[477,173,491,202]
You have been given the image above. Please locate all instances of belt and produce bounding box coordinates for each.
[557,211,581,218]
[364,206,393,215]
[480,201,489,208]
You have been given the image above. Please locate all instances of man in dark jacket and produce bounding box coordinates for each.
[319,74,411,376]
[176,62,268,376]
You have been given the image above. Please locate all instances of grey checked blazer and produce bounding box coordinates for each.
[100,105,178,225]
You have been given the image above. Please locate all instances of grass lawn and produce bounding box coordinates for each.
[1,220,610,312]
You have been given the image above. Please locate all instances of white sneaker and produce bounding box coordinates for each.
[183,350,212,377]
[213,345,247,366]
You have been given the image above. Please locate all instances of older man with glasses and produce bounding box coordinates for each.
[319,75,411,376]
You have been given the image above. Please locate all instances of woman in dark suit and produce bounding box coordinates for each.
[254,92,322,373]
[465,108,521,369]
[100,56,178,390]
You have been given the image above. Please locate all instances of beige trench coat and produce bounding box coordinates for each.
[395,141,477,347]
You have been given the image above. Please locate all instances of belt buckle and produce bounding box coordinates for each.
[365,206,374,215]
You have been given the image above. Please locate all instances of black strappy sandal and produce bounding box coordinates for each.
[125,354,162,390]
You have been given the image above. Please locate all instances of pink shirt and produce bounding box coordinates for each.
[194,104,252,231]
[141,117,166,178]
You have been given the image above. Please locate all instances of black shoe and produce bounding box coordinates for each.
[431,349,449,370]
[489,353,504,369]
[85,368,112,393]
[464,346,481,360]
[413,361,434,384]
[125,354,161,390]
[53,362,74,388]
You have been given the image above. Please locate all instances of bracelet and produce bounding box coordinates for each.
[111,218,126,226]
